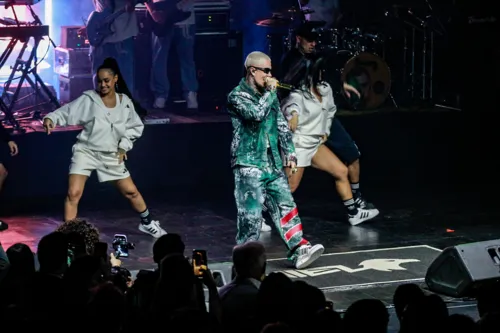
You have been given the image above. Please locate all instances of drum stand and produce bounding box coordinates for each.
[403,24,418,101]
[404,2,459,110]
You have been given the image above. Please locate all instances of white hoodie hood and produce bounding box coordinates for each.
[44,90,144,152]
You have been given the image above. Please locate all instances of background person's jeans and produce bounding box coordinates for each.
[150,24,198,99]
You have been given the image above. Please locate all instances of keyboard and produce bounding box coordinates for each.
[0,0,42,6]
[0,25,49,39]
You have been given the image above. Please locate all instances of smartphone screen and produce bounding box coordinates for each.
[192,249,207,277]
[113,234,129,258]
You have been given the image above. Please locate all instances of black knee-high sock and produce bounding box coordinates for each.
[351,183,361,200]
[343,198,358,215]
[139,209,152,225]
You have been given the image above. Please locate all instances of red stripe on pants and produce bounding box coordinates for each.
[285,223,303,242]
[281,207,298,227]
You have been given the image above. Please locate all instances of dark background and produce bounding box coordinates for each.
[0,0,497,212]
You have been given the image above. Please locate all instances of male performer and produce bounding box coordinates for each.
[0,123,19,230]
[89,0,139,95]
[278,22,318,96]
[147,0,199,109]
[280,23,377,211]
[227,51,324,269]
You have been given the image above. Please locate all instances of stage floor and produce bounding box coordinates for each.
[0,107,495,326]
[0,186,494,313]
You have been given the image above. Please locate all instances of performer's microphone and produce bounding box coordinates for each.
[276,82,294,90]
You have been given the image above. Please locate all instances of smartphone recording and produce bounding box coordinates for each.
[192,249,208,277]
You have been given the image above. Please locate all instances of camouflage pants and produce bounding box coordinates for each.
[233,165,308,255]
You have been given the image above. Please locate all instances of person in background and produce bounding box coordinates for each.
[0,122,19,231]
[280,22,378,213]
[281,57,379,225]
[147,0,199,110]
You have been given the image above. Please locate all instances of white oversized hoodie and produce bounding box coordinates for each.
[44,90,144,152]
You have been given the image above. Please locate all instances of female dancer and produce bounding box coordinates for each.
[43,58,166,238]
[281,57,379,226]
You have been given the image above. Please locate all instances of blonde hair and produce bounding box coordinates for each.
[244,51,271,69]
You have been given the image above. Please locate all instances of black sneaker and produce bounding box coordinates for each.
[0,220,8,232]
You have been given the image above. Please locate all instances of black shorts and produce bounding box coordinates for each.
[325,118,361,165]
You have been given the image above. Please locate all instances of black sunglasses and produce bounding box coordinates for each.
[252,66,272,74]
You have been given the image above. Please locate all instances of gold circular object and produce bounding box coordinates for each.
[341,52,391,110]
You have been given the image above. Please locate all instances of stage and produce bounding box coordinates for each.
[0,106,496,319]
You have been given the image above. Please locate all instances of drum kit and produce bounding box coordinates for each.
[253,3,443,110]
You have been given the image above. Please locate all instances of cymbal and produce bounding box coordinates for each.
[255,16,291,27]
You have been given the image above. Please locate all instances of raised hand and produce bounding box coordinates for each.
[343,82,361,99]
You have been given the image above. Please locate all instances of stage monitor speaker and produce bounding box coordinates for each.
[425,240,500,298]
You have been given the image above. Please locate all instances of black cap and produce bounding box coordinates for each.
[295,22,319,41]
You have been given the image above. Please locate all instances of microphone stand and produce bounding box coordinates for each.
[28,5,57,49]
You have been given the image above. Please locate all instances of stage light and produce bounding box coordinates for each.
[44,0,52,29]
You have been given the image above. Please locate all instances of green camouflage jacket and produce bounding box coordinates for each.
[227,78,297,169]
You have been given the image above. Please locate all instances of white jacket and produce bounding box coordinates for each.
[44,90,144,152]
[281,82,337,138]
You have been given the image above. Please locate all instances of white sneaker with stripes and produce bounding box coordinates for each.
[293,244,325,269]
[348,208,379,226]
[139,220,167,238]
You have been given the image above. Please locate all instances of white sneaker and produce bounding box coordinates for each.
[261,219,272,232]
[187,91,198,109]
[153,97,166,109]
[348,208,379,226]
[293,244,324,269]
[138,220,167,238]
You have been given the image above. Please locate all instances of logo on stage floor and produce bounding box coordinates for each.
[280,258,420,278]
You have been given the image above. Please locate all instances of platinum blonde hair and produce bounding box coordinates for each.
[244,51,271,69]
